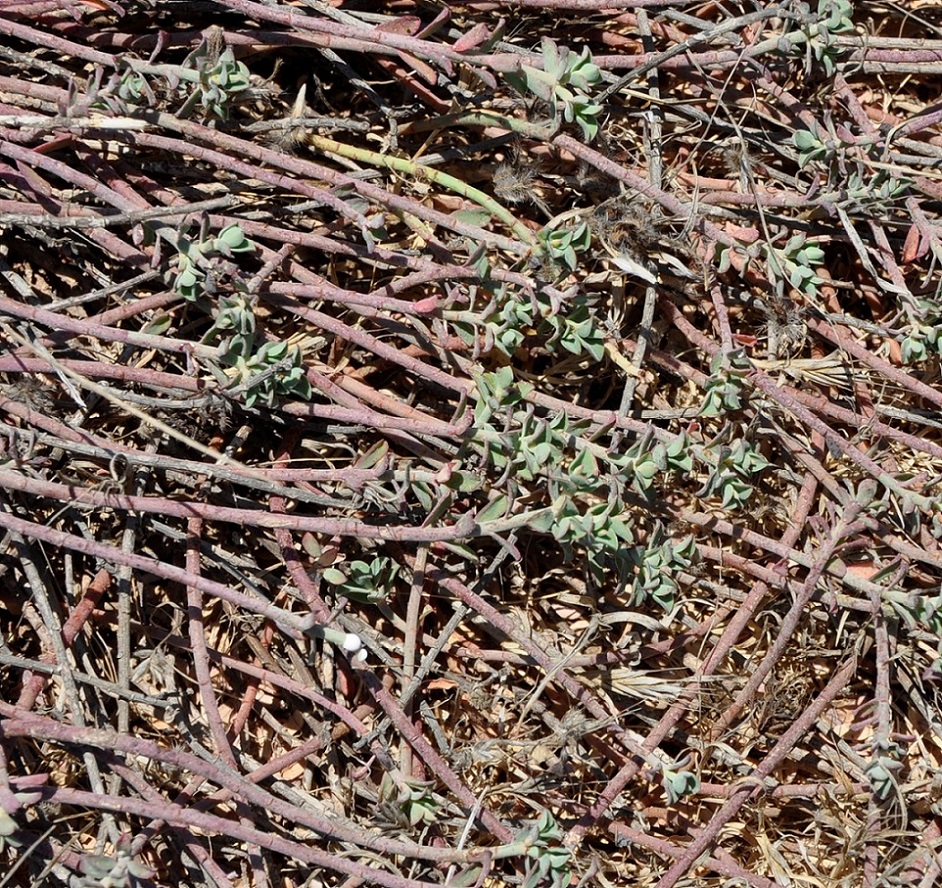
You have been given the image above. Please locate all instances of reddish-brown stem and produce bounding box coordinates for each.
[15,568,111,710]
[808,316,942,412]
[708,501,864,740]
[431,569,656,769]
[654,656,858,888]
[0,469,474,542]
[37,784,447,888]
[607,820,779,888]
[565,469,820,844]
[0,708,483,866]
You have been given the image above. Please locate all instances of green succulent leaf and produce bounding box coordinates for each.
[663,767,701,804]
[504,39,603,142]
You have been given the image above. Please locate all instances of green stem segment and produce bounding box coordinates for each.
[305,133,538,248]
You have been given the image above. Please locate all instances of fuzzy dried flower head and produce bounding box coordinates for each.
[493,161,536,205]
[2,375,68,414]
[721,140,746,176]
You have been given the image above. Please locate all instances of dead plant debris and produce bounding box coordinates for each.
[1,1,942,886]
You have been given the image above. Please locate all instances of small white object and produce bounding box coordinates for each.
[341,633,363,653]
[611,254,658,285]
